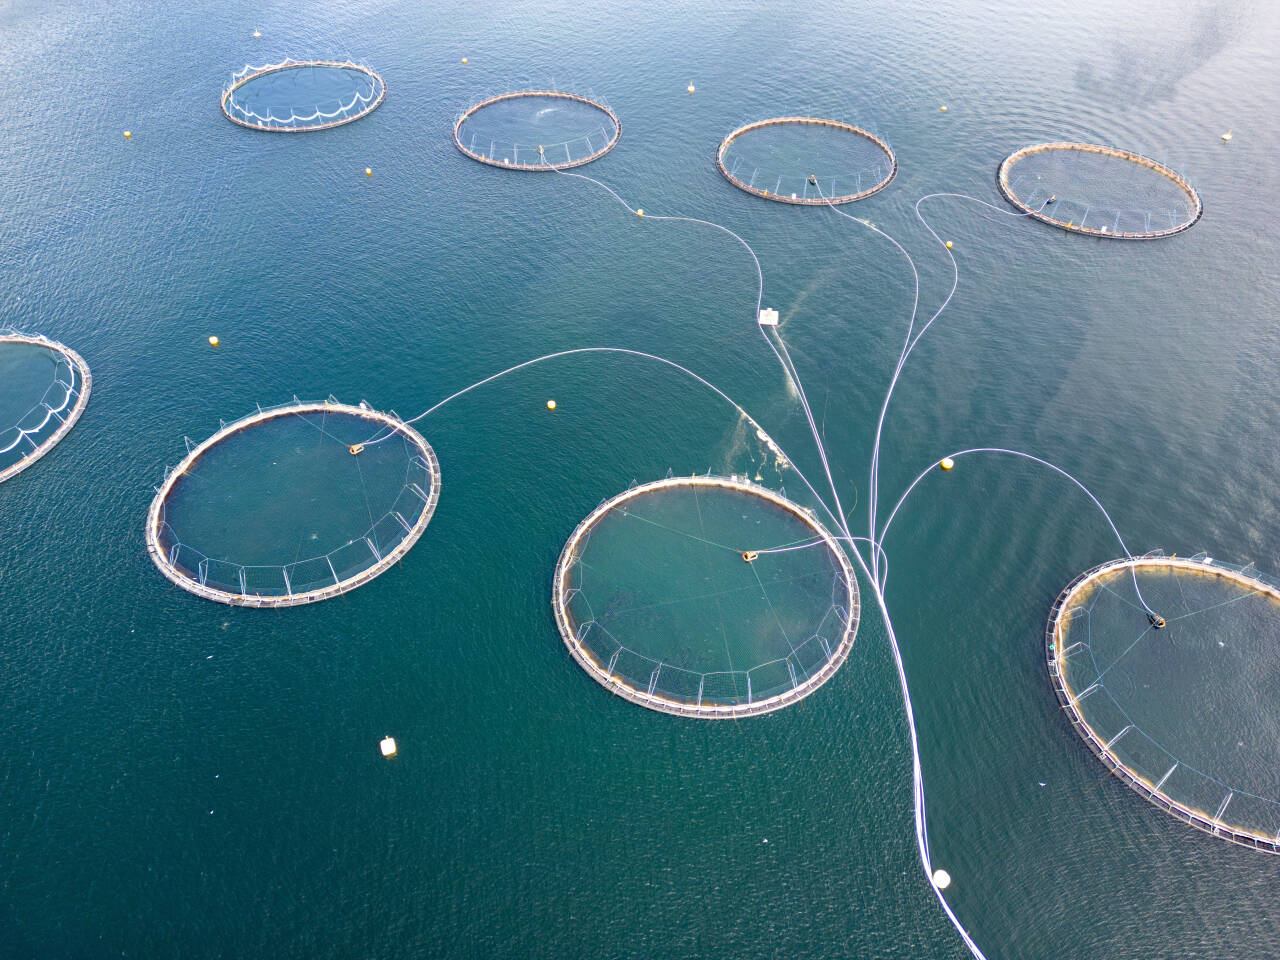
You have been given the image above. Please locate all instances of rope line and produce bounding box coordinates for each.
[368,148,1191,956]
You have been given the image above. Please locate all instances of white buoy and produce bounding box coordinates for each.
[1221,130,1232,142]
[380,736,397,757]
[253,29,261,39]
[932,868,952,889]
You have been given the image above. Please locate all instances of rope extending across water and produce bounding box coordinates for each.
[370,148,1165,959]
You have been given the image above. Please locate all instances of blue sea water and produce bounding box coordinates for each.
[2,0,1279,957]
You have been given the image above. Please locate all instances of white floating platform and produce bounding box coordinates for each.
[758,308,779,327]
[380,736,397,757]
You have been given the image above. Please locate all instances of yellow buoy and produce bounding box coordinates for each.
[349,443,365,456]
[742,551,759,563]
[546,400,556,411]
[365,167,372,177]
[940,457,955,472]
[1221,130,1232,142]
[945,240,953,249]
[380,736,397,757]
[636,209,644,218]
[940,105,948,112]
[207,336,219,347]
[687,83,695,93]
[252,29,261,38]
[123,131,131,139]
[461,57,469,64]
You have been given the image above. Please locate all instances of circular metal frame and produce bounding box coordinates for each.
[0,331,92,484]
[715,117,897,205]
[452,90,621,170]
[998,142,1202,239]
[1047,555,1280,853]
[220,59,387,132]
[553,475,859,718]
[146,400,440,607]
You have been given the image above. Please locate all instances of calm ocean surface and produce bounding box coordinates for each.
[2,0,1279,956]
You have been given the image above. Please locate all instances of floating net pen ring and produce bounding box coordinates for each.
[220,59,386,132]
[997,142,1202,238]
[146,400,440,607]
[1047,555,1280,853]
[553,475,859,718]
[715,117,897,205]
[452,90,621,170]
[0,331,92,484]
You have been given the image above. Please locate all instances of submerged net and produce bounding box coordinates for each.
[221,59,386,131]
[147,400,439,607]
[1048,554,1280,851]
[553,476,859,717]
[998,142,1201,238]
[453,90,621,169]
[0,331,92,484]
[716,117,896,204]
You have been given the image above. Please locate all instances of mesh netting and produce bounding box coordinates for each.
[553,476,859,717]
[0,331,92,484]
[453,90,621,169]
[220,59,386,132]
[1048,554,1280,851]
[716,118,896,204]
[147,400,439,607]
[998,142,1201,238]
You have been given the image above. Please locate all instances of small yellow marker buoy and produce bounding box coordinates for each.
[123,130,131,139]
[940,105,948,112]
[461,57,469,64]
[940,457,955,472]
[252,29,261,39]
[546,400,556,411]
[365,167,372,177]
[380,736,397,758]
[1221,130,1232,142]
[945,240,953,249]
[687,83,695,94]
[636,208,644,217]
[207,336,219,347]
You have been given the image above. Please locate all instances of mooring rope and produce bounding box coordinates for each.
[357,141,1171,959]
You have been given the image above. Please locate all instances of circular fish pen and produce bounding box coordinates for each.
[220,59,386,132]
[553,475,859,718]
[1047,554,1280,852]
[146,399,440,607]
[998,142,1202,238]
[716,117,896,205]
[453,90,621,170]
[0,330,92,484]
